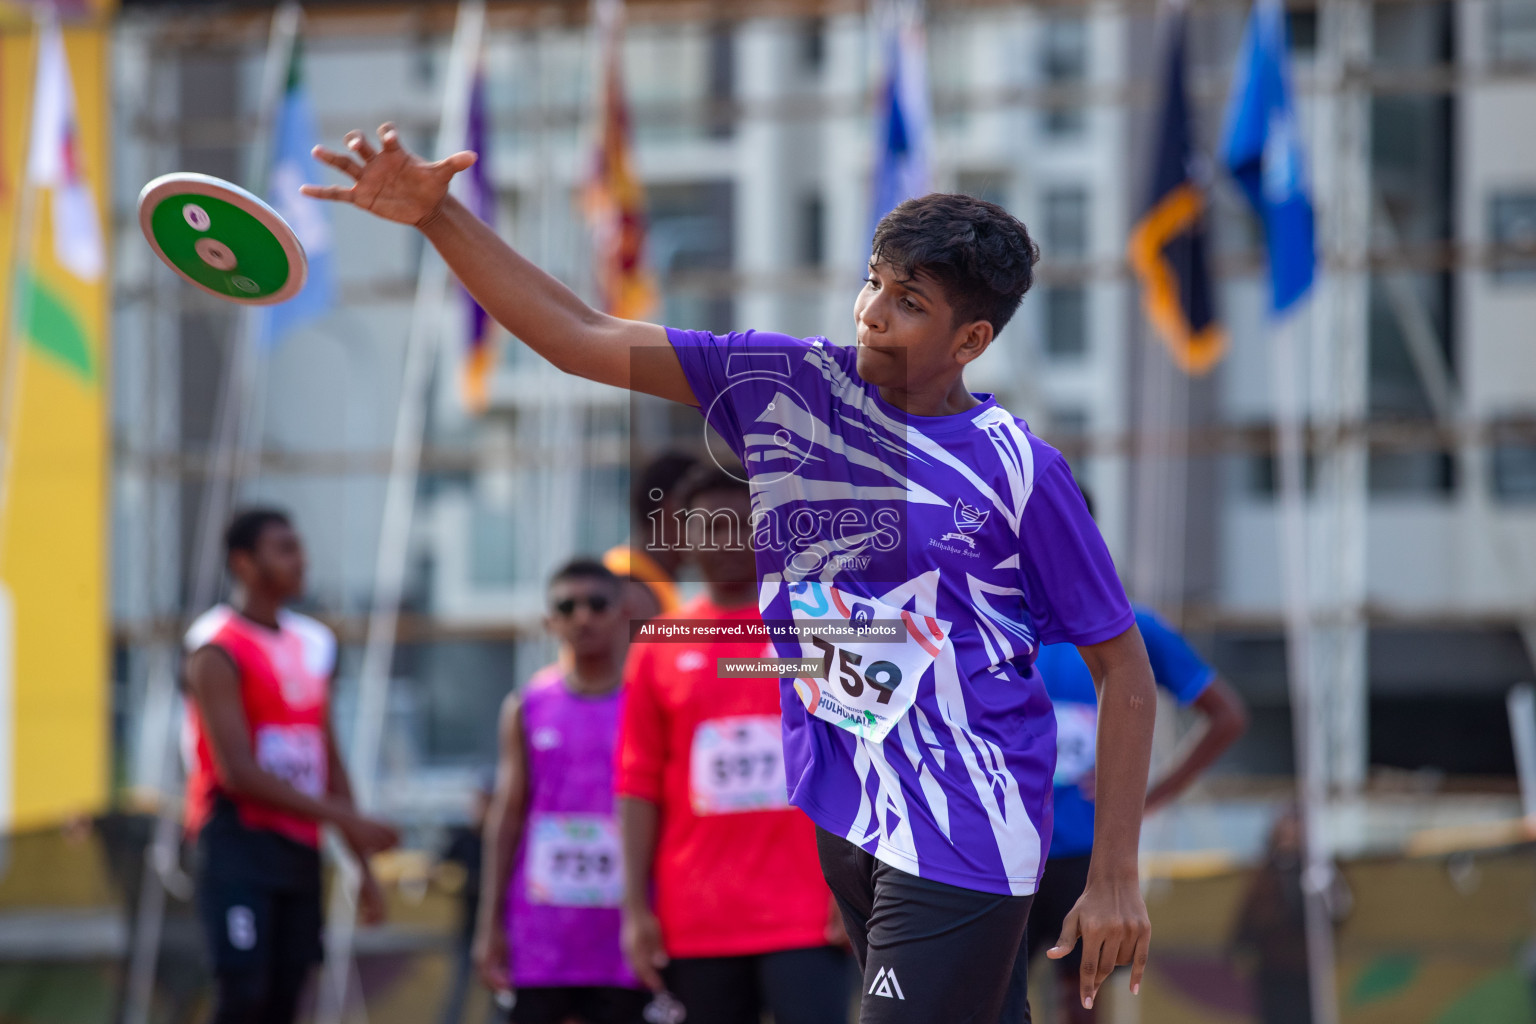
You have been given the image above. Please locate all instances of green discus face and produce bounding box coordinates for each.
[137,173,308,306]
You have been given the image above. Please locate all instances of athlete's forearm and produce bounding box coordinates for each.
[419,198,666,391]
[219,762,359,829]
[324,720,357,808]
[1080,631,1157,879]
[618,796,660,913]
[1145,678,1247,810]
[476,794,524,941]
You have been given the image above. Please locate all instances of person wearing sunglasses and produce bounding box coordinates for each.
[473,559,651,1024]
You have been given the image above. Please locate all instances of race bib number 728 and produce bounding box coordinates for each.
[525,814,624,907]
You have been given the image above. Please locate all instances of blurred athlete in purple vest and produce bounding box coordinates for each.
[473,559,650,1024]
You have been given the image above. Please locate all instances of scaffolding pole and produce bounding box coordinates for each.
[1309,0,1372,809]
[122,8,303,1024]
[315,4,486,1022]
[1272,309,1341,1024]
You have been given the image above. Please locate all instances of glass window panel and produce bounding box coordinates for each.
[1043,286,1088,358]
[1491,193,1536,284]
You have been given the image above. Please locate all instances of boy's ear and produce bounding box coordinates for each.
[953,319,995,366]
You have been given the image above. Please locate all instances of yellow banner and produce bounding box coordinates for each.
[0,22,111,832]
[0,3,116,30]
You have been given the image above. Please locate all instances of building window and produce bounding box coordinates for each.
[1493,443,1536,500]
[1042,286,1087,358]
[1492,418,1536,500]
[1043,186,1089,262]
[1048,407,1088,437]
[1368,451,1456,496]
[797,192,825,268]
[1246,452,1317,497]
[706,23,735,138]
[1040,15,1087,137]
[649,181,735,332]
[1491,193,1536,284]
[798,17,825,73]
[956,171,1009,210]
[1286,11,1318,55]
[1492,0,1536,66]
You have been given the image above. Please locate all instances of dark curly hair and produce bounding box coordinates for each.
[870,193,1042,333]
[224,507,292,561]
[548,556,620,592]
[677,463,748,510]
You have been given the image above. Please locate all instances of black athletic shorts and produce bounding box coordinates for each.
[507,985,652,1024]
[1023,854,1092,976]
[815,827,1033,1024]
[195,797,324,1024]
[664,946,854,1024]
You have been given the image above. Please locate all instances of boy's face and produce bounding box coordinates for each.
[545,577,623,658]
[854,260,993,389]
[230,521,307,602]
[685,487,757,587]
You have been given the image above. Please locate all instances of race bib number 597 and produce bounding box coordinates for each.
[690,715,788,815]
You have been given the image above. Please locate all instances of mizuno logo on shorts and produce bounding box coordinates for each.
[869,966,905,1000]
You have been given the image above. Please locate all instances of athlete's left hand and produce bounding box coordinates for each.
[1047,871,1151,1010]
[357,870,388,926]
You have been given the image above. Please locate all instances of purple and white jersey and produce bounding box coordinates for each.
[668,328,1134,896]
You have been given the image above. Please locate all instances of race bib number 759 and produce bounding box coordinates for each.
[786,582,950,743]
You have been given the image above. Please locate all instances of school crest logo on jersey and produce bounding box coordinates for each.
[937,498,990,551]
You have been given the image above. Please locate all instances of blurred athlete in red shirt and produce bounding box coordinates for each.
[183,509,399,1024]
[617,466,852,1024]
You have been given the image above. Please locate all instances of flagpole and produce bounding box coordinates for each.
[1271,310,1340,1024]
[121,9,304,1024]
[230,0,303,494]
[315,5,486,1022]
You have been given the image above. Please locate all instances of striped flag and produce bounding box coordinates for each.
[460,69,496,412]
[21,15,103,381]
[582,0,657,321]
[28,18,102,284]
[1126,12,1225,375]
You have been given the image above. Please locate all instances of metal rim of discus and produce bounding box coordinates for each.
[137,171,308,306]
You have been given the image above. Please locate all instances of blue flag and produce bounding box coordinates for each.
[262,57,336,345]
[1221,0,1315,314]
[869,15,930,242]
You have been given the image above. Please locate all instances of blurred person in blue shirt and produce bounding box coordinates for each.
[1026,490,1249,1024]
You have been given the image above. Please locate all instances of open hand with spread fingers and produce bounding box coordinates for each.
[302,122,476,229]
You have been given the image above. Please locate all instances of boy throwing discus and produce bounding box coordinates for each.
[305,124,1157,1023]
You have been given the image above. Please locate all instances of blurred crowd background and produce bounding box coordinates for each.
[1,0,1536,1021]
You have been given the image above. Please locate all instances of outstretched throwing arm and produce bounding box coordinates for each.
[303,123,694,405]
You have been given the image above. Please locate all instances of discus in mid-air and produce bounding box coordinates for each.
[137,171,308,305]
